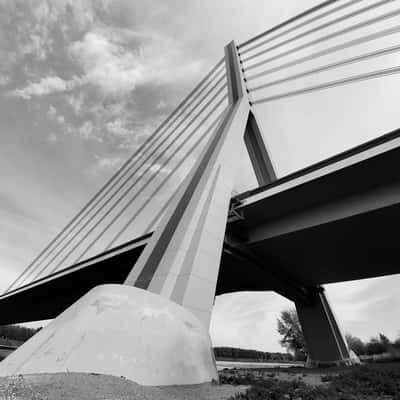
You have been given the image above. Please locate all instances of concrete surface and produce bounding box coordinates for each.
[0,284,218,386]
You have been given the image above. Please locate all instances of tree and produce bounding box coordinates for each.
[277,309,306,360]
[345,333,365,355]
[364,336,387,355]
[379,333,391,352]
[393,336,400,350]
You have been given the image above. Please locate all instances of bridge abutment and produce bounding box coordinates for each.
[295,286,359,367]
[0,284,219,385]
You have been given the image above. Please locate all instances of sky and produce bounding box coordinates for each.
[1,0,400,352]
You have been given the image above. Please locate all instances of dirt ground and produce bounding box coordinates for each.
[0,372,248,400]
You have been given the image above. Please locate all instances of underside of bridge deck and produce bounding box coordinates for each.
[229,126,400,286]
[0,237,281,325]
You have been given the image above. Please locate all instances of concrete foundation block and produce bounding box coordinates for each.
[0,284,218,386]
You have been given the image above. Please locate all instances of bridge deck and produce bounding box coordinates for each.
[2,127,400,325]
[230,126,400,286]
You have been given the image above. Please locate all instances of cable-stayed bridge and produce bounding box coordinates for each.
[1,0,400,382]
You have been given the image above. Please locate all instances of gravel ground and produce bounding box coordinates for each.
[0,373,248,400]
[219,366,338,386]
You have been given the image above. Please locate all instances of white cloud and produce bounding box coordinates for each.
[22,33,50,60]
[46,104,65,125]
[9,1,67,62]
[78,120,96,140]
[106,118,130,137]
[0,74,9,86]
[96,155,122,169]
[69,30,147,95]
[13,26,196,99]
[69,27,205,96]
[66,93,84,114]
[8,4,205,106]
[102,100,129,118]
[156,100,167,110]
[47,105,57,118]
[13,76,78,99]
[47,132,58,143]
[87,154,123,175]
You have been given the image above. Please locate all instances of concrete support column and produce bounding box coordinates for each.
[227,41,276,187]
[244,112,276,186]
[295,286,356,367]
[123,41,250,328]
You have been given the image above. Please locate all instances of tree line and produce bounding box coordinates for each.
[214,346,293,362]
[0,324,41,344]
[345,333,400,356]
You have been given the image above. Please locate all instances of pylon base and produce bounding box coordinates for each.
[305,350,361,368]
[0,284,218,386]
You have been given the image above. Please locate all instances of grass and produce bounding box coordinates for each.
[225,363,400,400]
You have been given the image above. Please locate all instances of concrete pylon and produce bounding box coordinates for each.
[124,41,250,327]
[295,286,359,367]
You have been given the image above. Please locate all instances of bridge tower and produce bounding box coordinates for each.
[0,40,357,384]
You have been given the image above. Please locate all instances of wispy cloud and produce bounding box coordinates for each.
[66,93,84,115]
[78,120,97,140]
[13,76,78,99]
[87,154,124,175]
[69,30,146,95]
[14,23,205,99]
